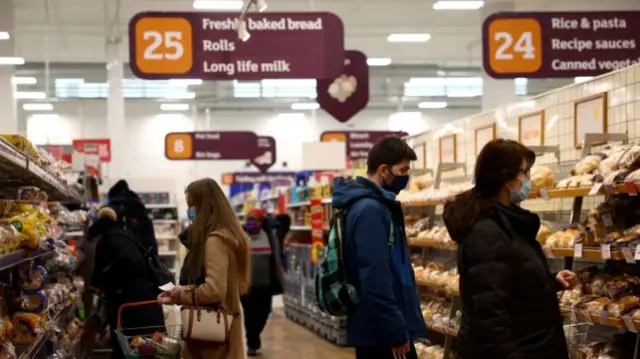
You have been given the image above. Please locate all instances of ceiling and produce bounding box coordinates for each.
[6,0,640,111]
[11,0,640,65]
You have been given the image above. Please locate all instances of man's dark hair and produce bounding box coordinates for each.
[366,136,417,175]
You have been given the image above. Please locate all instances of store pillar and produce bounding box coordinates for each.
[106,40,126,180]
[0,0,17,134]
[481,0,517,112]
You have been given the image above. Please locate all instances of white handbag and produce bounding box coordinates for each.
[180,289,235,342]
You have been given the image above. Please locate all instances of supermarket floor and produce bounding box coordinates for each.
[260,311,353,359]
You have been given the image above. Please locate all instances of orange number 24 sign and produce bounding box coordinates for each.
[486,18,543,75]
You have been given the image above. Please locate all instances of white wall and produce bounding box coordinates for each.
[24,100,475,197]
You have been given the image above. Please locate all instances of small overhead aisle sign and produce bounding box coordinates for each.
[128,12,345,80]
[482,11,640,78]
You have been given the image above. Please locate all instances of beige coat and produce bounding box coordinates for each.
[180,230,245,359]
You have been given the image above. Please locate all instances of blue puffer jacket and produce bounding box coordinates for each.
[332,177,427,347]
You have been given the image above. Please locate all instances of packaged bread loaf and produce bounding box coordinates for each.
[530,166,555,190]
[536,224,552,245]
[573,154,606,175]
[606,295,639,317]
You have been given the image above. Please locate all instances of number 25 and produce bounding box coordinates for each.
[494,31,535,60]
[144,31,184,60]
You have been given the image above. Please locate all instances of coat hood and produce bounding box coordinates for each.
[443,194,540,244]
[332,177,397,210]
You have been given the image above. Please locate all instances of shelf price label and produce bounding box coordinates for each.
[601,244,612,260]
[483,12,640,78]
[573,243,583,258]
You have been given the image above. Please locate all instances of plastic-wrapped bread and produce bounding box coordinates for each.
[602,169,629,185]
[573,154,606,175]
[606,295,639,317]
[625,168,640,182]
[536,224,552,245]
[530,166,555,190]
[620,144,640,170]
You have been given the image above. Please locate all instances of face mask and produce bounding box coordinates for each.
[187,207,196,221]
[245,220,260,233]
[510,177,532,204]
[383,173,410,195]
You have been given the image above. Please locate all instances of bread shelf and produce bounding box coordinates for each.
[402,183,640,208]
[415,279,459,297]
[0,138,83,203]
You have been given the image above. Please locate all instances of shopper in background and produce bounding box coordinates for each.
[158,178,250,359]
[332,136,427,359]
[88,205,165,359]
[241,208,285,356]
[442,139,576,359]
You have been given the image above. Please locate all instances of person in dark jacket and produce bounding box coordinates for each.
[442,139,576,359]
[241,208,285,356]
[333,136,427,359]
[88,205,165,359]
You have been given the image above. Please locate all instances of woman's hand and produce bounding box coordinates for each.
[157,286,184,305]
[556,270,577,289]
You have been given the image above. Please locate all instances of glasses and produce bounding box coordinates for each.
[520,167,531,178]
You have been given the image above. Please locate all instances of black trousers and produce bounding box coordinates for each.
[355,342,418,359]
[241,287,273,350]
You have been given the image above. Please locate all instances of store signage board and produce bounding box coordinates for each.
[165,131,277,172]
[220,172,296,186]
[482,12,640,78]
[128,12,345,80]
[73,139,111,162]
[320,131,407,160]
[317,50,370,123]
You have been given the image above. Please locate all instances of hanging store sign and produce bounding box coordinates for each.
[128,12,345,80]
[73,139,111,162]
[220,172,296,186]
[317,50,370,123]
[483,11,640,78]
[165,131,277,172]
[320,131,407,161]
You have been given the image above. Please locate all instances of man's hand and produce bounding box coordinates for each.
[556,270,577,289]
[392,341,410,358]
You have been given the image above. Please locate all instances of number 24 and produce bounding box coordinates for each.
[494,31,535,60]
[143,31,184,60]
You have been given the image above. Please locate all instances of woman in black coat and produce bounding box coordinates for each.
[89,206,165,359]
[443,139,576,359]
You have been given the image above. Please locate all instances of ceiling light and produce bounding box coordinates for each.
[164,92,196,100]
[12,76,37,85]
[0,32,9,40]
[238,20,250,42]
[433,1,484,10]
[161,103,190,111]
[367,58,392,66]
[0,57,25,65]
[276,113,305,120]
[387,34,431,43]
[254,0,268,12]
[29,114,60,120]
[291,102,319,110]
[574,76,594,83]
[418,101,448,109]
[168,79,203,86]
[15,91,47,99]
[22,103,53,111]
[192,0,243,10]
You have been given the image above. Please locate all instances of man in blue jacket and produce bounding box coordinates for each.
[332,137,427,359]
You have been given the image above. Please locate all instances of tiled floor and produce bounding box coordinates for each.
[259,312,353,359]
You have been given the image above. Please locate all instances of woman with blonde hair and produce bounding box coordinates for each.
[159,178,250,359]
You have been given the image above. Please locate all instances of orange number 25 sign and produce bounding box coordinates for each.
[133,16,194,76]
[485,18,542,75]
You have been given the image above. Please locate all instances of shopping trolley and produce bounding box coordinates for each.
[563,322,589,359]
[114,300,182,359]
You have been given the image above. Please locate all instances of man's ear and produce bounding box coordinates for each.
[97,207,117,221]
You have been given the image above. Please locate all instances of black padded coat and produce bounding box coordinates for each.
[443,200,568,359]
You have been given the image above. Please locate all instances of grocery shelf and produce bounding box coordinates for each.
[290,225,330,231]
[425,323,458,337]
[17,302,75,359]
[0,247,54,272]
[408,239,456,250]
[286,198,332,208]
[401,183,640,209]
[415,278,459,297]
[145,203,178,209]
[65,231,84,237]
[159,250,177,257]
[0,138,83,203]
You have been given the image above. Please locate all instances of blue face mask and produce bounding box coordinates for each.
[384,174,410,195]
[511,177,532,204]
[187,207,196,221]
